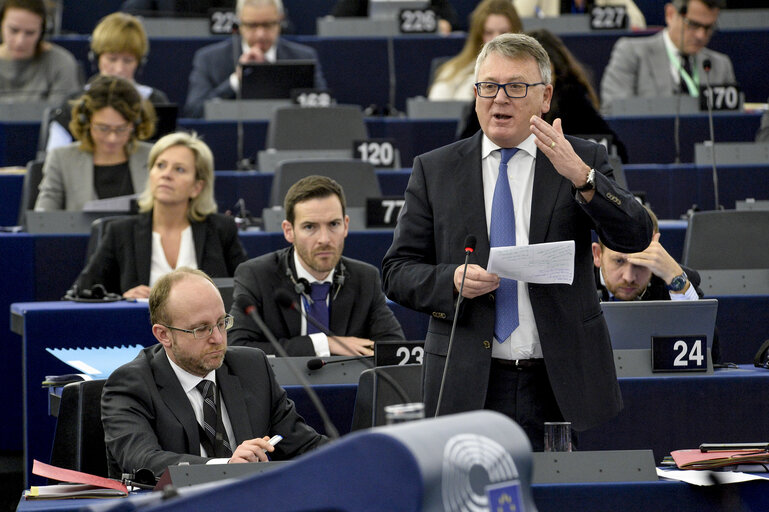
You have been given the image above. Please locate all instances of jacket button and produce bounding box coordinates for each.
[488,293,495,303]
[483,340,491,349]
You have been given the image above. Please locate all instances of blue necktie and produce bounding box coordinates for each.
[490,148,519,343]
[307,282,331,335]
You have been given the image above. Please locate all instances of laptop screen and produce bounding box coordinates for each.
[240,61,316,100]
[601,299,718,350]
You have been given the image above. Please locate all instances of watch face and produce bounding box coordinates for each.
[668,273,687,291]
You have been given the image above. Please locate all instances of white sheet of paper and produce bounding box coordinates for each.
[656,468,769,486]
[487,240,575,284]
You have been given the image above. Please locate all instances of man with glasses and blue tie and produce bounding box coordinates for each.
[601,0,735,112]
[383,33,652,449]
[102,267,326,479]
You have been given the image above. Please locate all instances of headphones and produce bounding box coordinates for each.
[63,283,123,303]
[87,49,148,76]
[282,247,346,303]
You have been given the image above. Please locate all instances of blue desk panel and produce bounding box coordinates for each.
[14,479,769,512]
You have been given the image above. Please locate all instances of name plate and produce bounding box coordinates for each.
[354,138,397,168]
[375,340,424,366]
[651,335,707,372]
[590,5,628,30]
[366,196,405,227]
[700,84,741,111]
[399,8,438,33]
[209,9,237,34]
[291,89,333,107]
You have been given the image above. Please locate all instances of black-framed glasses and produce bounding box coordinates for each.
[239,20,281,31]
[474,81,546,99]
[163,314,234,339]
[682,16,716,34]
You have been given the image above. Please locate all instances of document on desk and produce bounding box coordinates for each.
[487,240,574,284]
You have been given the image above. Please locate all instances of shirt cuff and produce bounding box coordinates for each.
[229,72,239,94]
[310,333,330,356]
[669,283,699,301]
[206,458,230,465]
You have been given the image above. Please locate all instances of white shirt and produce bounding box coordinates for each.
[149,226,198,287]
[166,354,235,461]
[481,133,543,360]
[293,250,335,356]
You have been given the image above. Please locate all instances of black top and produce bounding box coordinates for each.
[94,162,134,200]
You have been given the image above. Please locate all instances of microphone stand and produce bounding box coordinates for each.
[702,60,720,210]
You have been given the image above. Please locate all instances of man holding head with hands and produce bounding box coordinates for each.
[101,267,326,479]
[383,33,652,449]
[183,0,326,117]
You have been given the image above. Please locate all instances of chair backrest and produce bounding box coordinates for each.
[50,380,108,478]
[270,159,381,208]
[86,215,133,262]
[17,159,45,226]
[266,105,367,150]
[36,106,57,159]
[682,210,769,269]
[351,364,423,431]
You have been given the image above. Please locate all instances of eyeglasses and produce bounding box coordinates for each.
[91,123,133,136]
[162,314,234,339]
[239,20,281,31]
[474,81,546,99]
[682,16,716,34]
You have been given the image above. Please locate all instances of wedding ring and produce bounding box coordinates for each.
[550,141,556,149]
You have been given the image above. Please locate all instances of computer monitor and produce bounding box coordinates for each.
[601,299,718,350]
[151,103,179,140]
[240,61,316,100]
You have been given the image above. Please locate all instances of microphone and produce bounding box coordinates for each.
[234,296,340,439]
[231,29,253,171]
[307,356,372,371]
[273,289,414,405]
[701,58,720,210]
[673,2,688,164]
[435,235,476,416]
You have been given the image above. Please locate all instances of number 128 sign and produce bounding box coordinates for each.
[652,335,708,372]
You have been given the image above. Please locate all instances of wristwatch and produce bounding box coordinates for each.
[576,169,595,191]
[666,271,688,292]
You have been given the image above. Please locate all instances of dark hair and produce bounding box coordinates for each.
[284,175,346,225]
[0,0,47,55]
[671,0,726,12]
[527,28,600,111]
[68,75,156,153]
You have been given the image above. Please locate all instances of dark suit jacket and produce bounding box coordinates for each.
[75,212,247,295]
[228,247,405,355]
[184,36,327,118]
[102,344,326,478]
[382,132,653,431]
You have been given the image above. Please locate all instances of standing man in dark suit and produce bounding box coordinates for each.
[102,267,326,479]
[229,175,404,356]
[382,33,653,449]
[183,0,326,118]
[600,0,734,112]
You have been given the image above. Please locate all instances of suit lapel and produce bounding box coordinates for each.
[135,212,153,284]
[191,220,206,264]
[151,348,202,454]
[529,149,564,245]
[649,33,675,94]
[217,360,252,444]
[454,134,490,266]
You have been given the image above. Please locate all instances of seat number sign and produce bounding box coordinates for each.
[652,335,707,372]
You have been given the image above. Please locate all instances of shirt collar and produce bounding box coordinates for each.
[481,133,538,160]
[165,349,217,394]
[663,28,687,58]
[293,249,334,285]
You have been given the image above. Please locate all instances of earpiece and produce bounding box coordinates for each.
[282,249,346,301]
[76,100,88,125]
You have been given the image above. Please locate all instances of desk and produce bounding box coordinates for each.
[13,472,769,511]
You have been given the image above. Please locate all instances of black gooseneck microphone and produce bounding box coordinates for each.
[701,58,721,210]
[234,296,340,439]
[435,235,477,417]
[273,289,413,405]
[306,356,373,371]
[231,24,253,171]
[673,2,688,164]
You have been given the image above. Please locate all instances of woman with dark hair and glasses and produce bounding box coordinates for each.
[35,75,157,211]
[73,131,247,299]
[0,0,81,103]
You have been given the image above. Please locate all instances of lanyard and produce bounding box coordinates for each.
[666,44,700,97]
